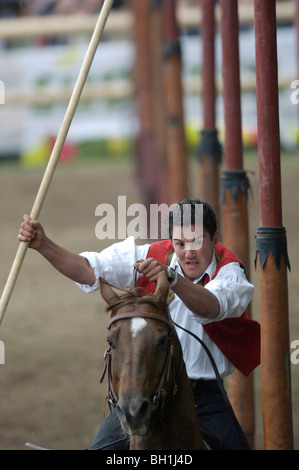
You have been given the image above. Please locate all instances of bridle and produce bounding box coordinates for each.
[100,311,184,412]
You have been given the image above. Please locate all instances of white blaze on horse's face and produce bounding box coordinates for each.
[130,317,147,339]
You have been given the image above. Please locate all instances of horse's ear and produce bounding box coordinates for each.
[99,277,120,305]
[154,271,169,304]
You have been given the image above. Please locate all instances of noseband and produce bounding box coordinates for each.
[100,311,183,412]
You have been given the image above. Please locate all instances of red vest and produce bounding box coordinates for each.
[137,239,260,377]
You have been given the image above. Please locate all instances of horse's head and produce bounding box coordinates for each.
[99,271,180,437]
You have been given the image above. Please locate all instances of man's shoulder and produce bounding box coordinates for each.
[214,242,248,279]
[147,239,174,265]
[149,239,174,250]
[215,242,242,264]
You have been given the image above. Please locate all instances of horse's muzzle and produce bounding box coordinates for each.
[116,393,152,436]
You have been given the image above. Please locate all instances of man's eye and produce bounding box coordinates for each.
[195,237,204,246]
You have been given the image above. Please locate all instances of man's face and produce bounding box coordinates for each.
[172,225,219,281]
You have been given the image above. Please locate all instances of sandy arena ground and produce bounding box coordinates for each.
[0,152,298,450]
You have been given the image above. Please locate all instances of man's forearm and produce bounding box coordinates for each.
[171,275,220,319]
[38,238,96,286]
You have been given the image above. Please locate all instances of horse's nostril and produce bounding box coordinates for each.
[116,402,125,420]
[139,399,151,420]
[117,395,152,427]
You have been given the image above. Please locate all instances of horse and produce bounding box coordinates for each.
[99,271,207,450]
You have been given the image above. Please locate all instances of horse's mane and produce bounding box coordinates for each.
[106,286,170,319]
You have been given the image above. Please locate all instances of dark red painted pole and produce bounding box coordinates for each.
[254,0,293,450]
[130,0,156,206]
[255,9,282,227]
[150,0,169,206]
[197,0,222,220]
[162,0,188,204]
[220,0,243,171]
[201,0,216,130]
[219,0,255,448]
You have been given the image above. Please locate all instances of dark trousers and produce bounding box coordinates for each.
[89,379,250,450]
[191,379,250,450]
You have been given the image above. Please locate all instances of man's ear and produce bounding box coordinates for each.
[99,277,120,305]
[213,230,219,247]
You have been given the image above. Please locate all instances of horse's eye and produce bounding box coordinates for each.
[107,336,115,349]
[157,333,169,348]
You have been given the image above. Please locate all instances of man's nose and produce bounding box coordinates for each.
[185,249,196,258]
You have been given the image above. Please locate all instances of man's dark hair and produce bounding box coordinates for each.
[168,198,217,240]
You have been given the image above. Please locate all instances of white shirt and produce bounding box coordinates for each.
[76,236,254,380]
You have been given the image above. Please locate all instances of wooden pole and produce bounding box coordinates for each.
[130,0,156,207]
[162,0,188,204]
[0,0,115,326]
[254,0,293,450]
[150,0,169,206]
[197,0,222,220]
[219,0,255,449]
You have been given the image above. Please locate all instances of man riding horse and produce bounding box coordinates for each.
[18,198,260,449]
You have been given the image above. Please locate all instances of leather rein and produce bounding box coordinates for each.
[100,311,184,412]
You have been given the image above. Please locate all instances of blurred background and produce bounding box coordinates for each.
[0,0,297,167]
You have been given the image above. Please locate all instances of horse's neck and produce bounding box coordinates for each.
[130,367,206,450]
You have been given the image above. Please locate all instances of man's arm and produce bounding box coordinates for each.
[170,275,220,319]
[135,258,219,320]
[18,214,96,286]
